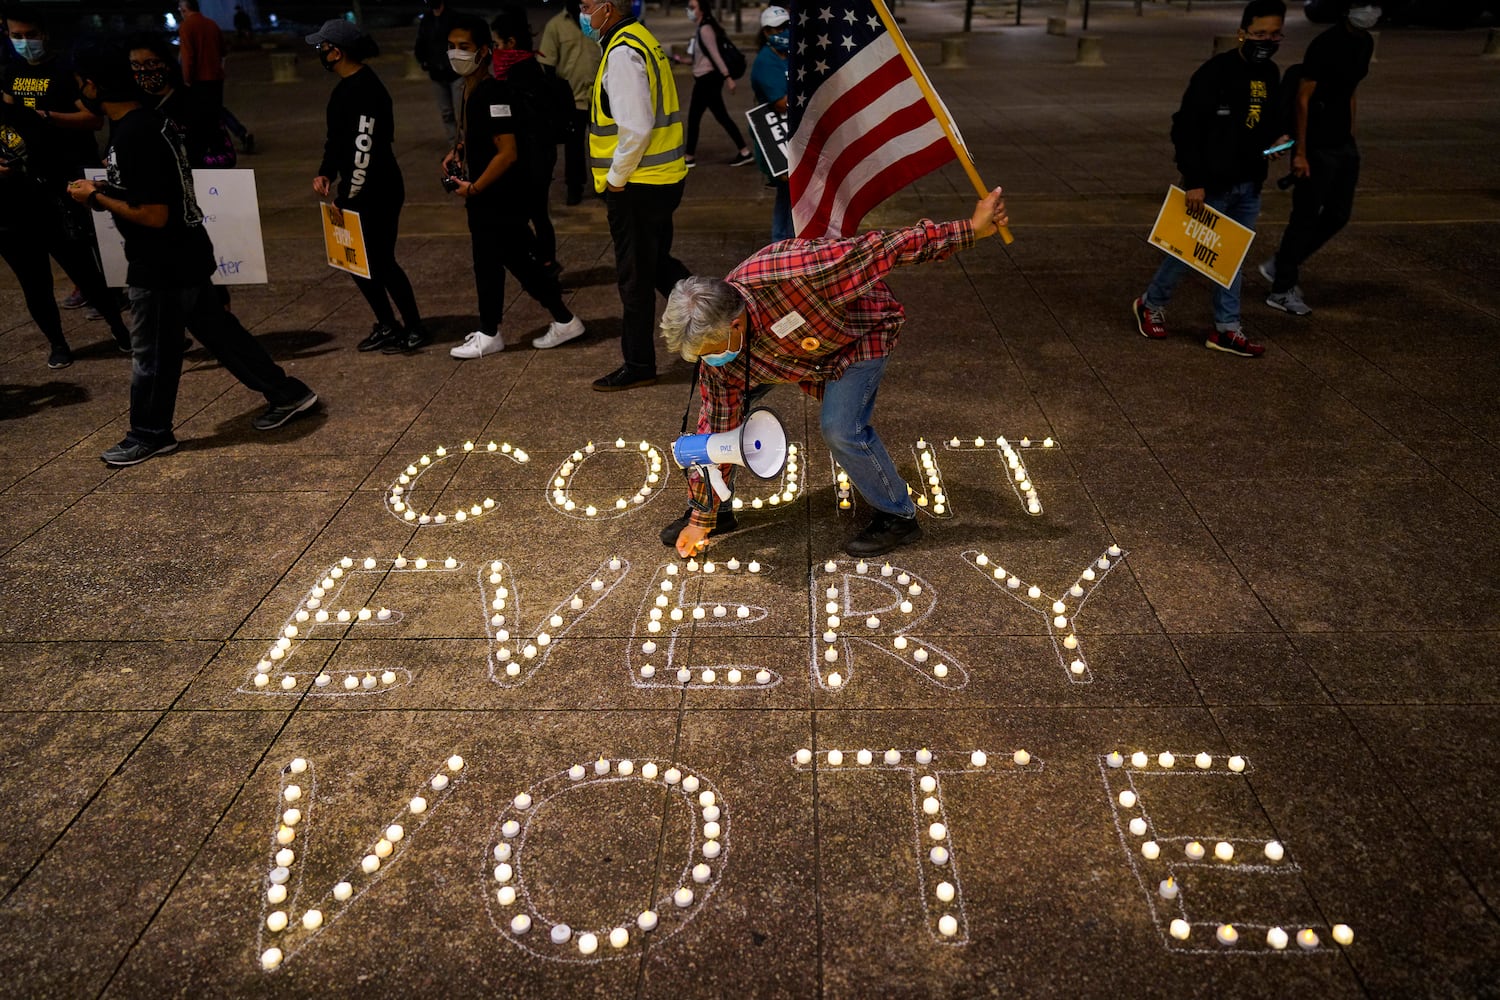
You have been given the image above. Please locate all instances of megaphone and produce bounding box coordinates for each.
[672,407,787,502]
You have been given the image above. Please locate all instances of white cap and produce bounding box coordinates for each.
[761,5,791,28]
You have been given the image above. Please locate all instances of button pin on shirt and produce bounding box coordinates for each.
[800,336,820,352]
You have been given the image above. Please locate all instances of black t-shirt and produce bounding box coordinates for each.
[1170,49,1282,192]
[157,87,229,167]
[1301,24,1374,147]
[104,107,216,288]
[0,101,50,230]
[316,65,403,206]
[1,56,99,171]
[461,77,524,206]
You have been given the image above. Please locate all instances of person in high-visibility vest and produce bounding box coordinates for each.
[580,0,690,391]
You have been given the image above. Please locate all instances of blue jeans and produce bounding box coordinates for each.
[1143,181,1261,332]
[771,180,793,243]
[820,357,914,518]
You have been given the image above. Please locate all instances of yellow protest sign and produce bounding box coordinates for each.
[321,204,369,279]
[1147,185,1256,290]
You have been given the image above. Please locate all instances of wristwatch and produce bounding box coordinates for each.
[87,190,105,212]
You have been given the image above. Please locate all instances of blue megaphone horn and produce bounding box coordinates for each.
[672,407,788,502]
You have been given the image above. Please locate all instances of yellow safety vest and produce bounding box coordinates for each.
[589,21,687,191]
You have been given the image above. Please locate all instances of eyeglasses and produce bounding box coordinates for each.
[1244,31,1285,41]
[130,59,168,71]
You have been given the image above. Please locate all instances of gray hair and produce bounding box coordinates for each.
[660,277,745,362]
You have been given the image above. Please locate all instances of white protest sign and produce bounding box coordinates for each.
[86,168,268,286]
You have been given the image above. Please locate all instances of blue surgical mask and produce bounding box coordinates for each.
[768,29,790,53]
[11,38,45,62]
[579,10,600,41]
[1347,6,1380,29]
[701,347,740,367]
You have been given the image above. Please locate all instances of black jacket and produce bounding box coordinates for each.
[317,66,403,204]
[414,5,460,83]
[1169,49,1282,192]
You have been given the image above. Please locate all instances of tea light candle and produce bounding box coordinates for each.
[1158,752,1175,768]
[261,948,283,970]
[971,750,987,767]
[1131,751,1148,768]
[1106,752,1123,768]
[303,909,324,930]
[1185,841,1206,860]
[1217,924,1239,945]
[1159,877,1178,900]
[936,881,955,903]
[1228,756,1246,772]
[1332,924,1353,946]
[920,776,936,793]
[409,796,428,814]
[1264,840,1285,861]
[827,750,843,765]
[922,796,940,815]
[1266,926,1288,950]
[361,854,380,873]
[1195,752,1212,769]
[795,749,812,765]
[673,888,694,908]
[916,748,932,764]
[266,910,288,932]
[938,914,958,937]
[1141,841,1160,860]
[1214,841,1234,861]
[929,847,949,865]
[1118,790,1137,808]
[856,749,872,765]
[1297,928,1319,950]
[1170,919,1191,940]
[1129,818,1147,837]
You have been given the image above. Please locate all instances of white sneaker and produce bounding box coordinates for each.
[450,330,504,359]
[533,316,586,350]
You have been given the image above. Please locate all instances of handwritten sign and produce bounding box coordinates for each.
[86,168,268,286]
[320,204,370,279]
[745,102,790,178]
[1147,185,1255,290]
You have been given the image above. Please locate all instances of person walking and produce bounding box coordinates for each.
[309,19,430,354]
[674,0,751,167]
[1261,1,1379,316]
[1131,0,1289,359]
[659,189,1009,558]
[0,98,130,367]
[749,5,791,243]
[490,5,561,278]
[177,0,254,153]
[413,0,463,145]
[68,45,317,467]
[580,0,690,391]
[129,36,236,168]
[3,10,113,321]
[443,14,583,360]
[538,0,600,207]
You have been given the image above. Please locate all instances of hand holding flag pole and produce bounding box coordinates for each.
[868,0,1015,244]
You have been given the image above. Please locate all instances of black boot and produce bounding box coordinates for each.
[660,507,739,546]
[845,510,922,557]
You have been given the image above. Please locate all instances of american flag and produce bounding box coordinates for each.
[788,0,963,238]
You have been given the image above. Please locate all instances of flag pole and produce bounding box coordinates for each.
[868,0,1015,244]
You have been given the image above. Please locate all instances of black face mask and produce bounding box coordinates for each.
[134,69,169,94]
[1242,39,1279,63]
[79,90,105,115]
[318,49,340,72]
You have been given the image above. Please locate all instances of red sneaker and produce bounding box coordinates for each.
[1132,297,1168,339]
[1204,329,1265,358]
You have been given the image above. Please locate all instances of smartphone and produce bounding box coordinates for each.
[1262,139,1295,157]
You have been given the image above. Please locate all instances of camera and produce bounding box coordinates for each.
[441,160,466,193]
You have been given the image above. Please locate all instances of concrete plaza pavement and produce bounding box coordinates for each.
[1,2,1499,996]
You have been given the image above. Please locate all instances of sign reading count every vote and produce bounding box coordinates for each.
[86,168,268,286]
[1148,185,1256,290]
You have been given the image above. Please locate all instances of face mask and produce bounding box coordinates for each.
[1242,39,1279,62]
[11,38,45,62]
[318,48,340,72]
[134,69,170,94]
[767,30,790,53]
[580,6,605,41]
[687,8,699,21]
[701,346,740,367]
[79,90,104,115]
[447,49,480,75]
[1347,6,1380,29]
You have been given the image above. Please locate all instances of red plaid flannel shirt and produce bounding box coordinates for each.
[685,218,975,528]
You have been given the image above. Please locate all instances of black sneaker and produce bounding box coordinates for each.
[729,151,754,167]
[659,507,739,546]
[47,345,73,370]
[243,132,256,154]
[845,510,922,557]
[101,438,179,467]
[565,191,583,206]
[253,391,319,431]
[592,364,658,392]
[358,323,399,352]
[382,324,432,354]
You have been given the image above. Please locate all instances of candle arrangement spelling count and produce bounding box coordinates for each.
[486,557,631,687]
[385,440,527,525]
[548,439,668,519]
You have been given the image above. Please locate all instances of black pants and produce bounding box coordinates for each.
[345,195,422,330]
[563,107,589,200]
[526,145,559,266]
[467,201,572,334]
[0,220,128,347]
[125,280,310,447]
[686,71,745,157]
[1272,141,1361,293]
[605,180,690,374]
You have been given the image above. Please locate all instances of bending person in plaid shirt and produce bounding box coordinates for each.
[660,188,1009,559]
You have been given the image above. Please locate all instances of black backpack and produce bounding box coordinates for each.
[699,21,746,80]
[510,60,578,146]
